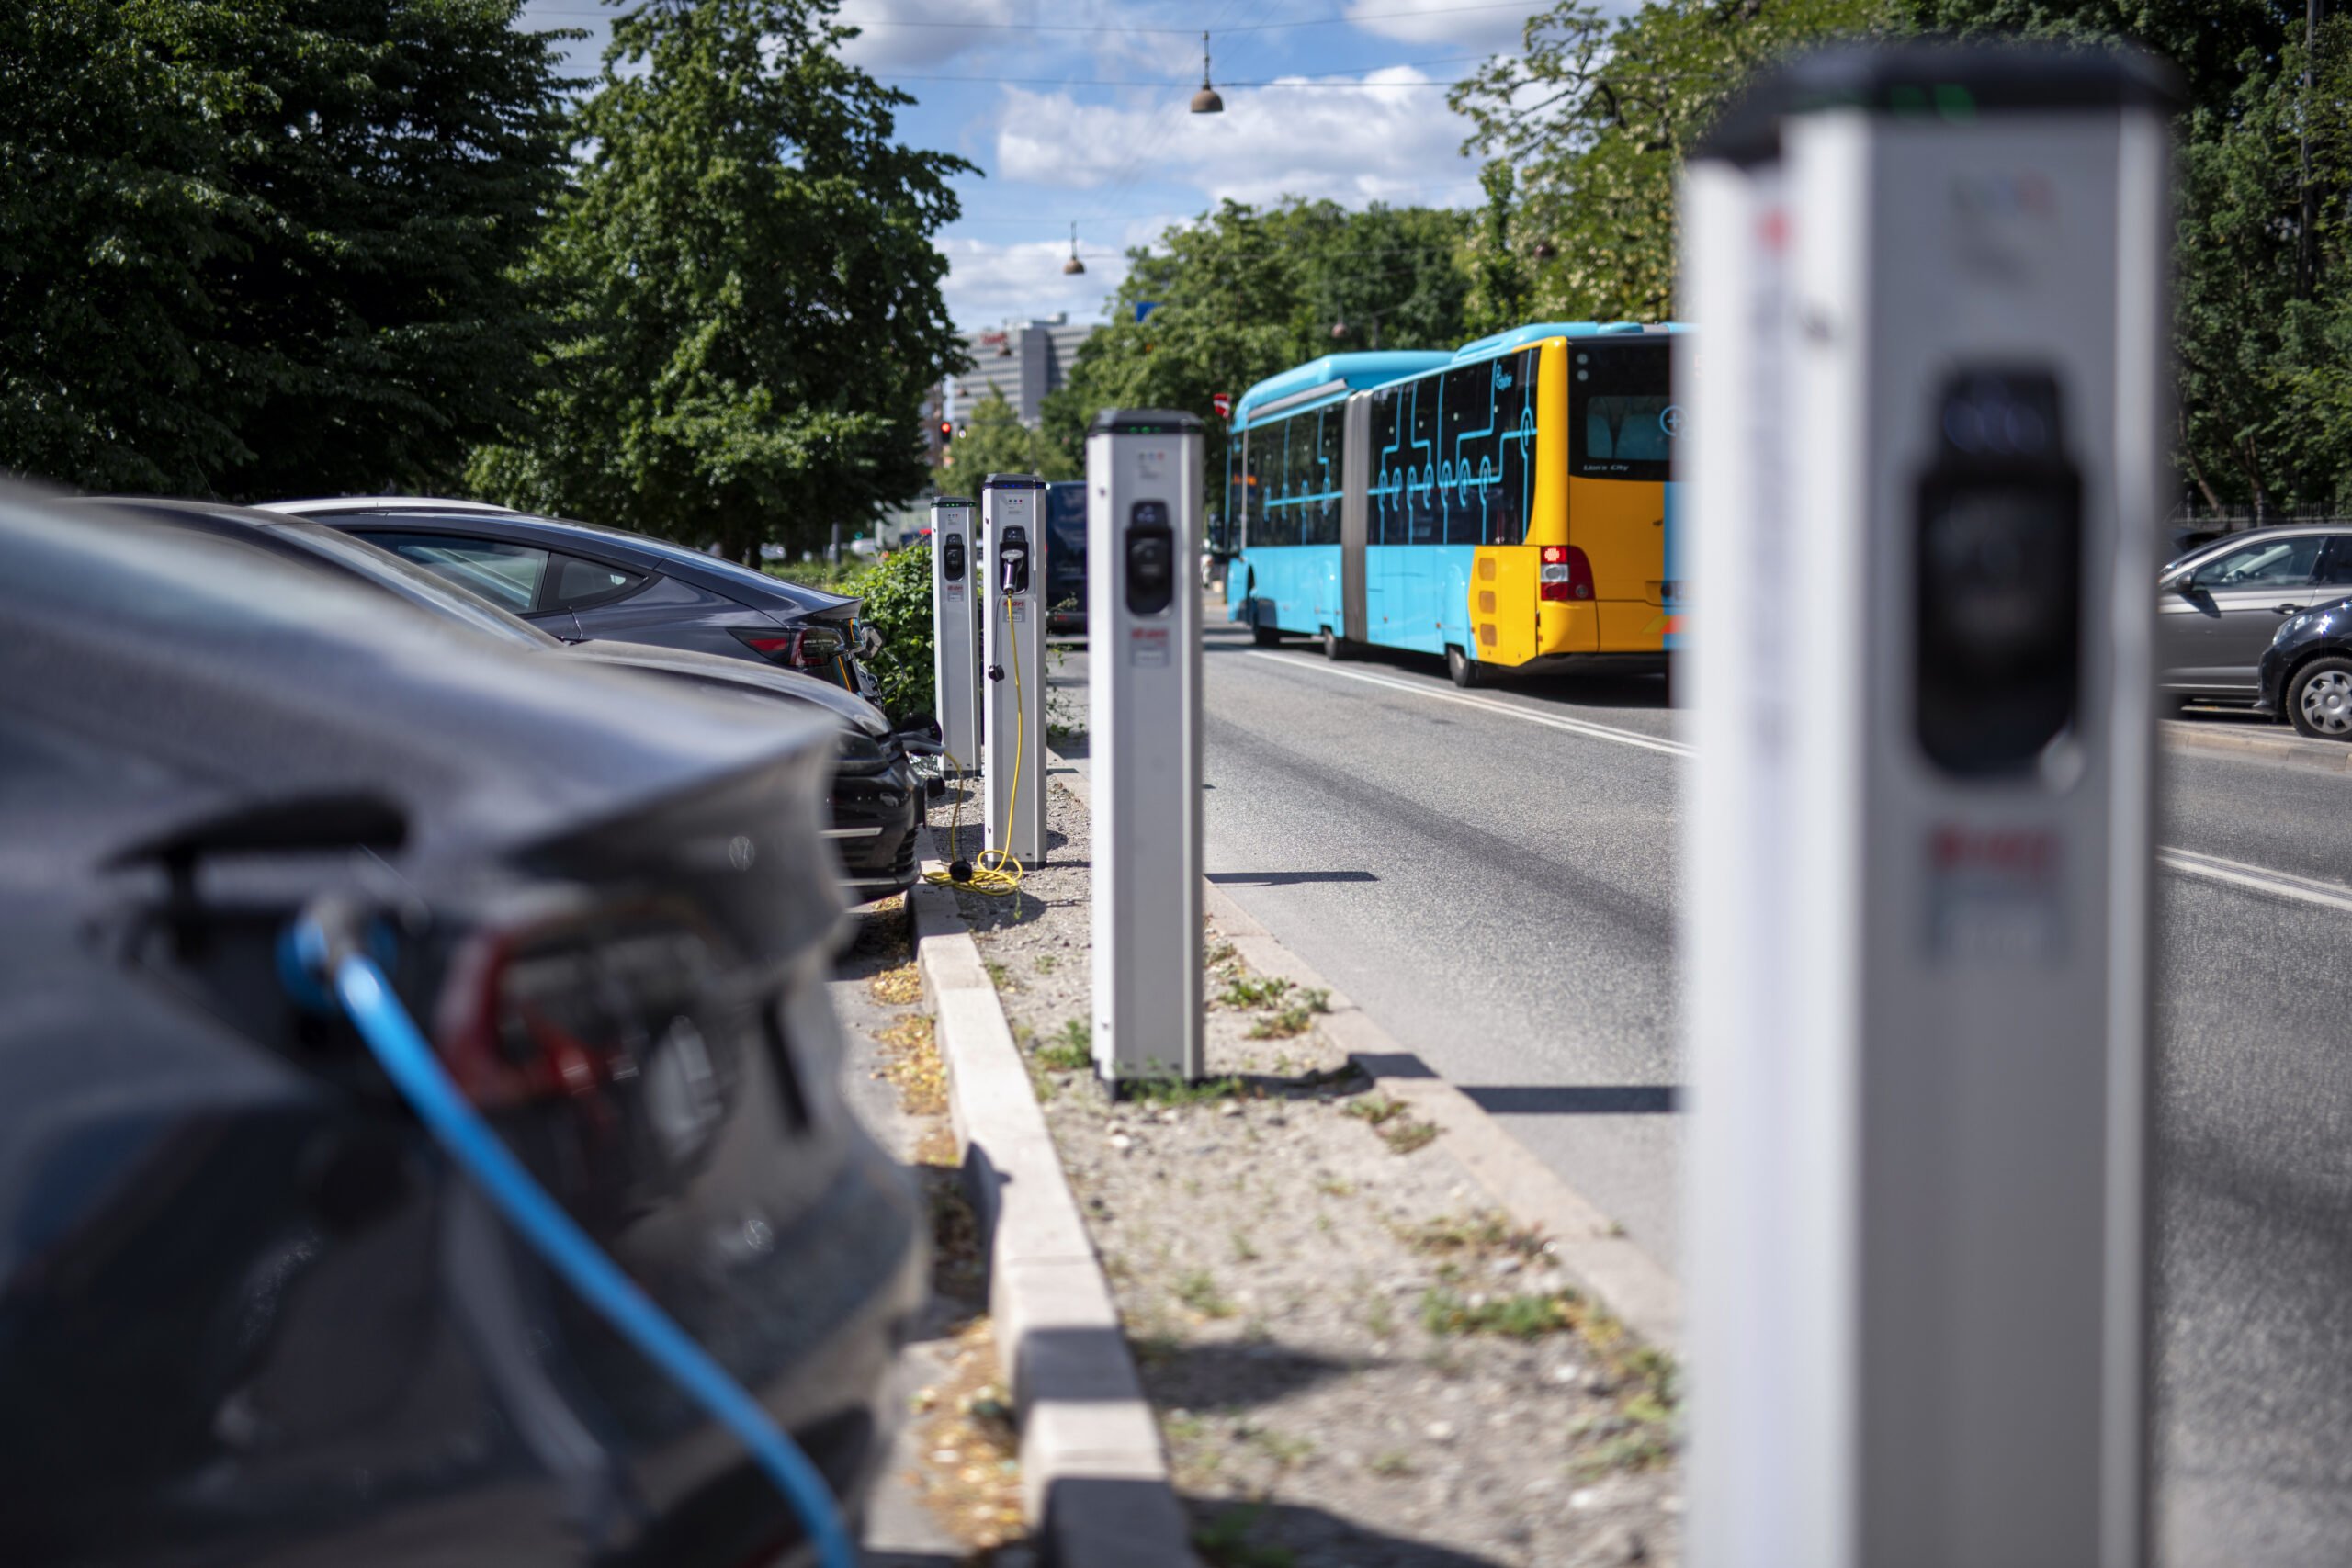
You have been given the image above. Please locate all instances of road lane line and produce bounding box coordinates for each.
[2156,847,2352,915]
[1241,652,2352,913]
[1240,649,1690,757]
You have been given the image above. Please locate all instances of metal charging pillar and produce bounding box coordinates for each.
[929,496,979,769]
[981,472,1047,866]
[1680,44,2177,1568]
[1086,410,1204,1084]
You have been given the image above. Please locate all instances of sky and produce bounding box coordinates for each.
[515,0,1536,331]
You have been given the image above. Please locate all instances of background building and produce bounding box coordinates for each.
[944,313,1099,429]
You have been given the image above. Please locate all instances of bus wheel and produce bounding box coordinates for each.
[1446,645,1482,688]
[1251,623,1283,648]
[1320,626,1348,661]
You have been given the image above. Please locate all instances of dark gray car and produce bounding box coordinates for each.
[264,496,882,702]
[2158,525,2352,701]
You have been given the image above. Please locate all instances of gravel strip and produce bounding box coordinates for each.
[928,781,1685,1568]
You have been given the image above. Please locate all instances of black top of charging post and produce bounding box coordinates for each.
[981,473,1046,490]
[1696,40,2184,166]
[1089,409,1204,437]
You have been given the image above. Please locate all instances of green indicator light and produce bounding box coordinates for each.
[1934,84,1977,118]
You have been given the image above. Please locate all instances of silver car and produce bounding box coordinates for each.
[2158,526,2352,702]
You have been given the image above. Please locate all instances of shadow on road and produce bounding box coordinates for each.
[1217,630,1675,713]
[1183,1496,1519,1568]
[1207,869,1380,886]
[1463,1084,1679,1116]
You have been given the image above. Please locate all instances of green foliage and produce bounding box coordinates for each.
[0,0,571,496]
[930,388,1075,499]
[1039,198,1476,493]
[841,541,934,722]
[1450,0,1898,323]
[469,0,972,559]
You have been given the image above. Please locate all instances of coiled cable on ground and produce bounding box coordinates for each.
[924,593,1026,897]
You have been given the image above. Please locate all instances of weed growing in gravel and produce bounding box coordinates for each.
[1368,1450,1416,1477]
[1364,1293,1396,1338]
[1382,1119,1442,1153]
[1229,1228,1261,1262]
[1245,1426,1315,1468]
[1217,972,1293,1009]
[1173,1267,1237,1319]
[1204,940,1238,967]
[1124,1071,1247,1107]
[982,959,1015,993]
[1398,1211,1549,1261]
[1034,1018,1091,1070]
[1247,998,1323,1039]
[1314,1175,1355,1197]
[1343,1095,1406,1127]
[1034,953,1057,973]
[1194,1504,1295,1568]
[1419,1288,1579,1340]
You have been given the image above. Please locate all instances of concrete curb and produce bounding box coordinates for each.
[2164,718,2352,774]
[1047,749,1684,1353]
[907,825,1201,1568]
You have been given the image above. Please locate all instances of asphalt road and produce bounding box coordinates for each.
[1053,606,2352,1566]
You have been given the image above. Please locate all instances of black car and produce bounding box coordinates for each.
[2257,593,2352,739]
[266,496,882,702]
[86,498,921,899]
[1044,479,1088,635]
[0,486,922,1564]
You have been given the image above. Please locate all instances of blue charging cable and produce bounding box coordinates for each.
[289,918,857,1568]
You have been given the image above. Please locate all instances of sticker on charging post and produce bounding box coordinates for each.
[1130,626,1170,667]
[1925,826,2065,964]
[1009,602,1027,622]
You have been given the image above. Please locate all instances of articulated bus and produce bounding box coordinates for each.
[1223,322,1681,686]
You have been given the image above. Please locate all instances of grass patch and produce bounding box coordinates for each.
[1034,1017,1091,1070]
[1034,953,1057,973]
[1397,1210,1549,1261]
[982,959,1016,993]
[1343,1095,1406,1127]
[1216,972,1294,1009]
[1382,1119,1442,1153]
[1204,940,1238,967]
[1420,1288,1579,1340]
[1229,1228,1261,1263]
[1345,1096,1442,1154]
[1123,1070,1248,1107]
[1367,1450,1415,1477]
[1195,1504,1295,1568]
[1173,1267,1237,1320]
[1247,1002,1317,1039]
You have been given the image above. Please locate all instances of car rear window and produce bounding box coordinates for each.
[548,553,650,611]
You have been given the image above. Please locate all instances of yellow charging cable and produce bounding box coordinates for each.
[924,594,1026,897]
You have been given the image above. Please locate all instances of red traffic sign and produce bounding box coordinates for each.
[1211,392,1232,419]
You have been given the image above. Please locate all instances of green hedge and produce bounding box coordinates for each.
[842,546,934,723]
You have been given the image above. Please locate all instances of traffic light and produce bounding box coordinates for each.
[938,420,953,440]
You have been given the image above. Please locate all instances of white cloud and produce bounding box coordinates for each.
[936,234,1132,331]
[835,0,1025,70]
[1344,0,1530,52]
[994,68,1480,210]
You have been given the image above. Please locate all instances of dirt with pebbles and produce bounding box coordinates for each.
[927,777,1684,1568]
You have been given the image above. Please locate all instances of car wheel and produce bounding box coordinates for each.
[1320,626,1348,661]
[1446,644,1481,689]
[2288,656,2352,739]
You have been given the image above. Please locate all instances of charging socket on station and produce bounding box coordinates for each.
[942,534,966,583]
[1913,368,2083,780]
[1125,501,1175,616]
[997,525,1031,596]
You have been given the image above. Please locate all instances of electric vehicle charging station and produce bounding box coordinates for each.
[1679,44,2176,1568]
[982,472,1047,866]
[1085,410,1204,1085]
[930,495,978,768]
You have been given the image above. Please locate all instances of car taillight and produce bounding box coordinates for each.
[433,917,730,1137]
[732,625,850,672]
[1539,545,1595,602]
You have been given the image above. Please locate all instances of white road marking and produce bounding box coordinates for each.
[2157,847,2352,915]
[1240,649,1690,757]
[1242,649,2352,915]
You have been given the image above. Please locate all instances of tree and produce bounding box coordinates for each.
[0,0,571,497]
[1039,198,1475,499]
[931,388,1075,499]
[1450,0,1896,323]
[470,0,974,561]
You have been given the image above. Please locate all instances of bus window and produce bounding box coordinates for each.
[1570,341,1674,481]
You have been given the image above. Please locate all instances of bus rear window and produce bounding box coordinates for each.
[1570,342,1675,482]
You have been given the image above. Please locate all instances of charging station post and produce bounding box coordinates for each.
[930,496,978,769]
[982,472,1047,867]
[1085,410,1204,1086]
[1680,44,2177,1568]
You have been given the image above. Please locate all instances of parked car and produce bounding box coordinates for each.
[1044,479,1088,635]
[85,497,921,898]
[2157,525,2352,703]
[262,495,883,702]
[0,483,922,1564]
[2257,594,2352,739]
